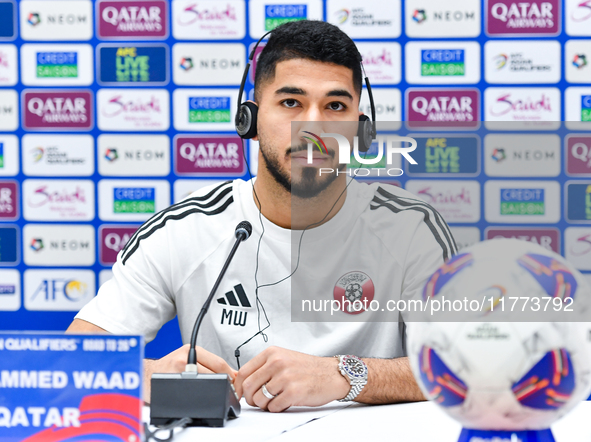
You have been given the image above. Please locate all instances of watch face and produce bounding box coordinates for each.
[344,356,367,378]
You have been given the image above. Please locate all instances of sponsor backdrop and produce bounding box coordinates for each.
[0,0,590,358]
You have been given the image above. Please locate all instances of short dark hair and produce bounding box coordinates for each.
[254,20,363,102]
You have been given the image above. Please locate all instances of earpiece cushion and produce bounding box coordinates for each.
[236,101,259,139]
[357,114,373,153]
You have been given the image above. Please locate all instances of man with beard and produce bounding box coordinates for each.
[68,20,456,411]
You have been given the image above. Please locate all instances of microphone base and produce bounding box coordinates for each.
[150,373,241,427]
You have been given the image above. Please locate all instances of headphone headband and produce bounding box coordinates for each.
[235,29,377,150]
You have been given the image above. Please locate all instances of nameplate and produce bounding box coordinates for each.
[0,332,143,441]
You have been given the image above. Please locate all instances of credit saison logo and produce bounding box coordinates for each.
[98,1,167,37]
[573,54,588,69]
[500,188,545,215]
[188,96,231,123]
[421,49,465,76]
[0,143,3,169]
[264,4,307,30]
[98,45,167,84]
[113,187,155,214]
[582,95,591,122]
[36,52,77,78]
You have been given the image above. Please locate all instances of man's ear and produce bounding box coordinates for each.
[248,100,259,141]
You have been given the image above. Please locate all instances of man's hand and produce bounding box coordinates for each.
[234,346,350,413]
[143,344,237,403]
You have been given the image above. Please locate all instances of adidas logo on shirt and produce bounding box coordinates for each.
[217,284,250,327]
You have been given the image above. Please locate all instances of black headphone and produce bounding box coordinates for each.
[235,30,377,153]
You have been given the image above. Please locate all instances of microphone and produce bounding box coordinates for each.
[150,222,252,428]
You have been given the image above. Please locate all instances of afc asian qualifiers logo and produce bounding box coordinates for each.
[333,271,375,315]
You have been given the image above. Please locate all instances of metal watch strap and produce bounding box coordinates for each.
[335,355,368,402]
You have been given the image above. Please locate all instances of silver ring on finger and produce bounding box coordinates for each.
[261,383,276,400]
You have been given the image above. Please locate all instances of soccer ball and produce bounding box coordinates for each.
[407,239,591,431]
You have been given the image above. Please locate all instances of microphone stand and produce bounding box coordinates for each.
[150,223,251,428]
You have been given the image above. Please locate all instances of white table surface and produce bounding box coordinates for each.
[145,400,591,441]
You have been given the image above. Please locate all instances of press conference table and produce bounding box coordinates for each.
[144,399,591,441]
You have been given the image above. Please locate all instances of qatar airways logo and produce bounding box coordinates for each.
[487,0,560,35]
[407,89,479,129]
[98,1,167,38]
[177,3,238,25]
[24,91,92,130]
[101,95,161,117]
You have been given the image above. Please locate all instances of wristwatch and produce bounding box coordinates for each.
[335,355,368,402]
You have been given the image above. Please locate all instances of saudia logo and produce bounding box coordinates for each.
[362,49,393,66]
[36,52,78,78]
[421,50,465,77]
[188,97,230,123]
[0,52,10,69]
[113,187,155,214]
[102,95,161,118]
[571,0,591,22]
[417,186,473,205]
[489,93,552,117]
[501,188,545,215]
[27,186,86,208]
[264,5,307,31]
[178,3,238,25]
